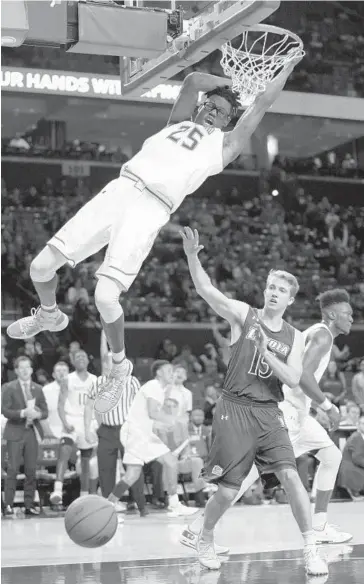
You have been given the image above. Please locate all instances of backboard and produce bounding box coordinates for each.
[120,1,281,97]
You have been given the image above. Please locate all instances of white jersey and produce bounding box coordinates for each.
[64,371,97,418]
[125,379,166,435]
[283,323,333,416]
[42,380,62,438]
[123,121,224,212]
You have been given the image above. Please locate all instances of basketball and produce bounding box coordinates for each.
[64,495,118,548]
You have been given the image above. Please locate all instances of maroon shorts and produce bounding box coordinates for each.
[203,395,297,489]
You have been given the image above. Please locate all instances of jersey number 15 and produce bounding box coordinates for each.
[167,124,203,151]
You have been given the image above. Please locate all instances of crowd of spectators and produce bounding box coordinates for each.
[2,1,364,98]
[2,165,364,325]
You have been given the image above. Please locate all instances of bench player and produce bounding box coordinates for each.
[180,227,328,576]
[7,56,302,416]
[183,289,353,551]
[50,350,98,504]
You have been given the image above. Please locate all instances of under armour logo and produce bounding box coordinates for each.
[221,415,229,420]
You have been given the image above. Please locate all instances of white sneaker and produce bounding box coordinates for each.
[197,534,221,570]
[167,503,200,517]
[49,490,62,505]
[7,306,69,340]
[113,501,127,513]
[314,523,353,544]
[94,359,133,414]
[304,545,329,576]
[180,527,230,555]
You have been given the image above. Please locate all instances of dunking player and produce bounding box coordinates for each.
[180,227,327,576]
[183,289,353,550]
[7,55,302,415]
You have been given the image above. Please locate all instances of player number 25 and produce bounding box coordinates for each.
[167,124,203,151]
[248,347,273,379]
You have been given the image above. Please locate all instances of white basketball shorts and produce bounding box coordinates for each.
[120,421,169,466]
[279,401,333,458]
[61,415,98,451]
[48,177,170,290]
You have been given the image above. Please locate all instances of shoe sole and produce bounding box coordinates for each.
[7,314,69,340]
[315,535,353,544]
[180,537,229,555]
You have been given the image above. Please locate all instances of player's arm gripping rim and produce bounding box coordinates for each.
[255,325,304,388]
[222,55,303,167]
[299,328,341,430]
[180,226,249,325]
[57,375,73,434]
[168,72,232,125]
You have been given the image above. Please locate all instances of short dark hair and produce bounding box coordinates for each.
[204,86,239,118]
[54,360,69,370]
[14,356,32,368]
[317,289,350,311]
[151,360,170,378]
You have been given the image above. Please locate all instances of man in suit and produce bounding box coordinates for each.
[338,414,364,501]
[2,355,48,515]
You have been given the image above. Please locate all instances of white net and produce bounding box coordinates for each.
[220,24,305,106]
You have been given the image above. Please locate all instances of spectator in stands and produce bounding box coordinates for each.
[341,402,361,427]
[352,359,364,412]
[2,356,48,516]
[1,334,12,383]
[203,385,219,426]
[34,368,49,387]
[173,345,202,376]
[189,408,212,459]
[168,365,193,419]
[156,339,178,361]
[320,361,347,406]
[338,414,364,501]
[17,340,46,374]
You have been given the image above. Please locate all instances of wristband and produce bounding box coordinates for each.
[320,398,332,411]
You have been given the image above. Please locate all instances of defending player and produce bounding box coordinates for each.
[180,227,327,576]
[183,289,353,550]
[50,350,98,505]
[7,56,302,415]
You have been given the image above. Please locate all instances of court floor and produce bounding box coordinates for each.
[2,502,363,584]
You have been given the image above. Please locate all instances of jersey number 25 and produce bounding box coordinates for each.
[167,124,203,151]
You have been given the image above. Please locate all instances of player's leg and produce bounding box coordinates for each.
[50,437,75,505]
[88,452,99,494]
[184,463,259,546]
[197,400,257,569]
[93,191,170,414]
[7,180,119,340]
[294,415,351,543]
[7,246,69,339]
[79,448,93,497]
[256,408,328,576]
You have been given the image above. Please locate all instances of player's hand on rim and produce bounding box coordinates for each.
[180,226,204,256]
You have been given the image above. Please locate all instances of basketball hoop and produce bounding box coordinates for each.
[220,24,305,107]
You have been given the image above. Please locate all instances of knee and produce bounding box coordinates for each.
[125,465,142,483]
[30,246,65,282]
[94,276,123,323]
[218,484,239,503]
[276,467,300,488]
[319,445,342,470]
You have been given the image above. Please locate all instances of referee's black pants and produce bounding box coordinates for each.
[97,424,146,511]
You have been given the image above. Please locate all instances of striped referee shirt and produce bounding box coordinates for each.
[88,376,140,427]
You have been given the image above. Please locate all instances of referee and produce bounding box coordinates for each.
[85,374,148,516]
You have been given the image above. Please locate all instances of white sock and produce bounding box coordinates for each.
[169,493,179,507]
[313,512,327,530]
[41,302,57,312]
[112,350,125,364]
[54,480,63,492]
[189,512,204,534]
[303,530,316,547]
